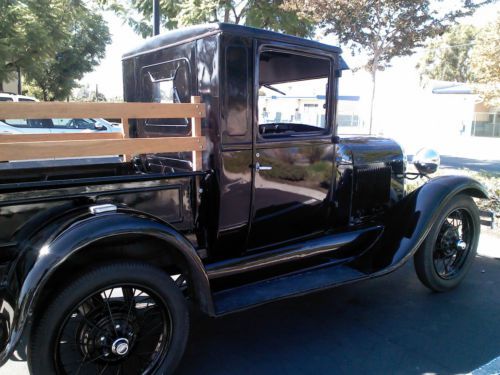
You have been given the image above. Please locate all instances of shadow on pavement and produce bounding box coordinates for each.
[178,256,500,375]
[438,156,499,174]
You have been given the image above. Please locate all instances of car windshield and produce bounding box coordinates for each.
[257,50,330,137]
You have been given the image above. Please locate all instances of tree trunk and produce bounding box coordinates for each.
[224,2,230,22]
[0,81,3,92]
[368,68,377,135]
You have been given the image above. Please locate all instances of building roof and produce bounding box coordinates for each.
[432,82,474,95]
[123,23,346,66]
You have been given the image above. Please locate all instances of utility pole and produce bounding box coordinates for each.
[17,66,21,94]
[153,0,160,36]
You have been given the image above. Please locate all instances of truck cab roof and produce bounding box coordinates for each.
[122,23,348,70]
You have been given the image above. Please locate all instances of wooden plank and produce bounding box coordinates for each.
[0,133,123,142]
[0,137,207,161]
[0,101,206,120]
[121,117,129,138]
[191,96,203,171]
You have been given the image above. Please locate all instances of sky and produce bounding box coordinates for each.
[80,2,500,137]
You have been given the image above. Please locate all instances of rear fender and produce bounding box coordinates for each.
[0,208,212,365]
[355,175,488,273]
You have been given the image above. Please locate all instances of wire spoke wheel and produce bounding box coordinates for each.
[29,262,189,375]
[432,208,473,280]
[414,194,480,292]
[56,285,171,375]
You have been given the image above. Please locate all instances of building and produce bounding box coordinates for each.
[432,81,500,139]
[1,77,19,94]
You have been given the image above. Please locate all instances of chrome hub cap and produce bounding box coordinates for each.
[111,338,129,356]
[456,240,467,251]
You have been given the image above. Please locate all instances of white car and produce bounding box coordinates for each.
[0,92,37,102]
[0,93,123,134]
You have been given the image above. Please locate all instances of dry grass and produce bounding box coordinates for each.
[405,167,500,232]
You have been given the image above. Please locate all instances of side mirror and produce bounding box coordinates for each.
[413,148,440,175]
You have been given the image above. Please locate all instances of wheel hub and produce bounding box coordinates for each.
[456,240,467,251]
[439,226,460,256]
[111,338,130,356]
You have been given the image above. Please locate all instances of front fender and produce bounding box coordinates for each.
[355,175,488,274]
[1,209,212,365]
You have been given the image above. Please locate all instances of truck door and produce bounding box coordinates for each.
[248,46,336,250]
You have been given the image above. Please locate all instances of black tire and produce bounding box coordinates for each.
[414,194,480,292]
[29,261,189,375]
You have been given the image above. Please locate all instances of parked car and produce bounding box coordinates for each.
[0,92,37,102]
[0,117,121,134]
[0,24,488,375]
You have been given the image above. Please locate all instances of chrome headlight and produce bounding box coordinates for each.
[413,148,440,175]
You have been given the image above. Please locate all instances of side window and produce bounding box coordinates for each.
[258,50,330,139]
[3,119,28,128]
[3,119,53,129]
[52,118,97,130]
[141,58,191,128]
[224,46,249,139]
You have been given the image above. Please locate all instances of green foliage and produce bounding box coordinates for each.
[418,14,499,105]
[24,5,111,101]
[470,15,500,106]
[0,0,69,88]
[418,24,478,83]
[1,1,110,100]
[100,0,315,38]
[284,0,492,133]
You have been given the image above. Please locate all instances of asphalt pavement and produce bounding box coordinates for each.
[440,155,500,174]
[2,233,499,375]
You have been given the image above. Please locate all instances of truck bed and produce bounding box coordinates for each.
[0,160,203,258]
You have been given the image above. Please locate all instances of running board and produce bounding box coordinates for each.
[207,226,382,280]
[212,263,366,315]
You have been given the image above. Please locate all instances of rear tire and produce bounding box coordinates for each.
[29,261,189,375]
[414,194,480,292]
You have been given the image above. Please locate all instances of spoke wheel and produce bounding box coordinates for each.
[29,262,189,375]
[414,194,480,292]
[432,209,474,280]
[56,285,170,374]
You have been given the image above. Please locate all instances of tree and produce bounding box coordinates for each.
[418,24,478,83]
[100,0,315,38]
[284,0,493,134]
[1,1,110,100]
[0,0,69,91]
[470,16,500,106]
[24,5,111,101]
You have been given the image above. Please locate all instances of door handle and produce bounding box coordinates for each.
[255,162,272,171]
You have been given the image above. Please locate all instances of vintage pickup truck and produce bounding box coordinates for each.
[0,23,488,374]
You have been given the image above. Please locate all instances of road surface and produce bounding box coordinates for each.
[1,232,499,375]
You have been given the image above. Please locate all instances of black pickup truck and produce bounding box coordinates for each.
[0,23,488,374]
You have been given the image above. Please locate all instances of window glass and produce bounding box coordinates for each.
[3,119,53,129]
[0,97,13,102]
[142,59,191,128]
[225,46,248,137]
[52,118,97,130]
[258,50,330,138]
[3,119,28,127]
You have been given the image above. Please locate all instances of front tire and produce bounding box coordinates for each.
[414,194,480,292]
[29,261,189,375]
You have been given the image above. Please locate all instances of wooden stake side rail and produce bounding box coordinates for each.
[0,137,206,161]
[0,97,206,170]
